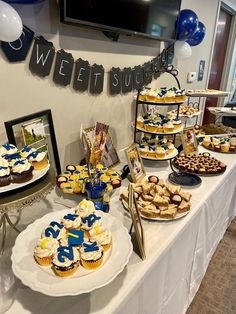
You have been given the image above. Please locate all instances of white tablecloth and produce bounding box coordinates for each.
[4,147,236,314]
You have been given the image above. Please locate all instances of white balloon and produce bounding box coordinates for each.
[174,40,192,60]
[0,0,23,42]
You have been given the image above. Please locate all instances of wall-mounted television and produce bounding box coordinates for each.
[60,0,181,42]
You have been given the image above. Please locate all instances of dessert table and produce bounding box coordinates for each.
[4,146,236,314]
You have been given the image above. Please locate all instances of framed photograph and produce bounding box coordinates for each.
[125,143,145,183]
[82,126,120,168]
[181,126,198,154]
[128,183,145,260]
[4,109,61,175]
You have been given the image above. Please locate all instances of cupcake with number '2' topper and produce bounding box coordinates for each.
[41,221,66,240]
[52,245,80,277]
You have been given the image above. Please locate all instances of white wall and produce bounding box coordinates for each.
[0,0,223,167]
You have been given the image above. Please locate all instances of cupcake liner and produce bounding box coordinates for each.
[81,253,103,270]
[102,241,112,252]
[32,156,48,170]
[53,264,78,277]
[34,254,53,266]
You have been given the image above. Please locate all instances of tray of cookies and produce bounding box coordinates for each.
[120,176,191,221]
[173,152,227,175]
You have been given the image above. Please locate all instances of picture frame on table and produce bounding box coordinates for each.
[181,126,198,154]
[128,183,146,260]
[125,143,145,183]
[82,126,120,168]
[4,109,61,175]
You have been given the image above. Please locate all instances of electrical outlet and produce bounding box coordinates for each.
[187,72,197,83]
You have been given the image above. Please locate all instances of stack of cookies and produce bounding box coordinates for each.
[120,176,191,219]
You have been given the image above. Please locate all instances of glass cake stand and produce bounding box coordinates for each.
[0,168,56,254]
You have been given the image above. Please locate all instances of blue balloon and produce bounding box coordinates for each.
[187,22,206,46]
[176,9,199,40]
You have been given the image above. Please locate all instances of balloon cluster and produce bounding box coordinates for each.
[174,9,206,60]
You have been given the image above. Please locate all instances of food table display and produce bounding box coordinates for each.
[4,145,236,314]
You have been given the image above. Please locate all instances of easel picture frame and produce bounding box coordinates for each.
[181,126,198,154]
[82,126,120,168]
[128,183,146,260]
[125,143,145,183]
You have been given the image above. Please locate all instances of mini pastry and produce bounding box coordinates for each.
[66,165,76,174]
[178,200,190,213]
[220,142,230,152]
[56,175,68,187]
[34,237,59,266]
[148,175,159,184]
[160,206,177,218]
[63,186,74,194]
[203,136,211,147]
[171,194,182,205]
[75,199,95,218]
[11,159,33,183]
[80,241,104,270]
[61,213,81,230]
[52,246,80,277]
[111,179,121,189]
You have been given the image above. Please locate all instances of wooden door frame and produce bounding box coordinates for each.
[219,2,236,107]
[200,0,236,124]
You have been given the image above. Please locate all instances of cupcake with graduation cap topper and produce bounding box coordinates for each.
[0,143,18,156]
[79,241,104,270]
[60,229,84,250]
[52,245,80,277]
[34,237,59,266]
[42,221,66,240]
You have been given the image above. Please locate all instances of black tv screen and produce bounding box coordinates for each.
[60,0,181,41]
